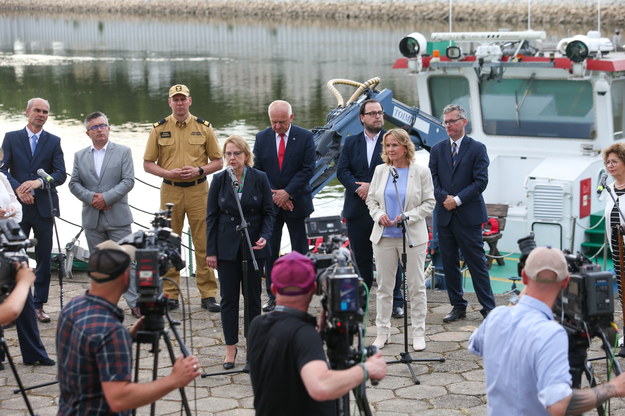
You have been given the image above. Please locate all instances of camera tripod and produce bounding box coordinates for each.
[566,324,622,415]
[133,299,192,416]
[0,327,37,416]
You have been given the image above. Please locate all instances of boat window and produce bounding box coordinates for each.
[428,76,472,134]
[479,78,594,139]
[612,79,625,140]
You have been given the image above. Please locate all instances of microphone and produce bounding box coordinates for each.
[37,168,54,183]
[597,173,608,195]
[226,166,239,187]
[389,166,398,180]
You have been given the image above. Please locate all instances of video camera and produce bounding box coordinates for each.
[0,218,35,303]
[118,204,184,331]
[305,216,376,369]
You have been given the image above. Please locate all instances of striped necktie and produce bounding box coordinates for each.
[451,141,458,166]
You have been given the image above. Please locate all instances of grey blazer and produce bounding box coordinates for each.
[69,141,135,229]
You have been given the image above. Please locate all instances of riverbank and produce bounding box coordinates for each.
[0,0,624,25]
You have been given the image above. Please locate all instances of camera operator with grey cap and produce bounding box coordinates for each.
[56,240,201,415]
[248,251,387,416]
[469,246,625,415]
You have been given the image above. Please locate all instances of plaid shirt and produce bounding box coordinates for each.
[56,292,133,415]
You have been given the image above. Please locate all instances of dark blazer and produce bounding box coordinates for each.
[428,135,489,227]
[1,128,66,218]
[336,130,384,220]
[206,168,275,261]
[253,125,315,219]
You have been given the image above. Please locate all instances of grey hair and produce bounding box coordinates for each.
[442,104,467,120]
[84,111,109,129]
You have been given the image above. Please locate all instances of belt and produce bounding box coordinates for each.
[163,177,206,188]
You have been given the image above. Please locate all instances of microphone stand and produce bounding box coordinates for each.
[603,184,625,357]
[385,165,444,384]
[41,176,65,309]
[203,168,258,377]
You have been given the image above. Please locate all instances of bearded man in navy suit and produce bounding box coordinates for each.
[428,104,495,323]
[253,100,315,311]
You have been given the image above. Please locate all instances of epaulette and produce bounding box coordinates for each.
[196,117,211,127]
[153,119,166,128]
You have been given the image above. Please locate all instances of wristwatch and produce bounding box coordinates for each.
[198,167,204,176]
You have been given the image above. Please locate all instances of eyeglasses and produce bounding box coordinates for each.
[443,118,464,126]
[606,159,621,167]
[363,111,384,117]
[224,151,243,158]
[88,124,109,131]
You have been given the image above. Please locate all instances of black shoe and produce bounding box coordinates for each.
[392,306,405,318]
[223,348,237,370]
[480,309,492,319]
[201,297,220,312]
[0,362,4,370]
[167,298,180,310]
[262,298,276,312]
[443,307,466,323]
[24,357,55,366]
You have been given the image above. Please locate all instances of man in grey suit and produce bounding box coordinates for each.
[69,111,138,317]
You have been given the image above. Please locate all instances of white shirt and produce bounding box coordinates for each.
[450,136,465,206]
[0,172,22,222]
[274,127,292,156]
[365,131,381,167]
[91,142,109,177]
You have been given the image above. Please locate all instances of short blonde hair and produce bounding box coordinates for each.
[223,135,254,167]
[381,129,415,165]
[603,142,625,166]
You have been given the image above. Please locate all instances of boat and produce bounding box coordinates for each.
[389,28,623,259]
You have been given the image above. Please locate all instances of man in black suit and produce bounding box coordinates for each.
[1,97,66,323]
[336,99,405,317]
[428,104,495,323]
[253,100,315,311]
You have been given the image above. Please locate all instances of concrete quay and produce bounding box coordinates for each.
[1,274,625,415]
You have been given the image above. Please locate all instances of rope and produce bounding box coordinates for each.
[485,247,521,259]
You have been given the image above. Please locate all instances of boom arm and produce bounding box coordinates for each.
[309,86,448,196]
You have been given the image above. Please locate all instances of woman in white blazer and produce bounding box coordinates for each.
[366,129,435,351]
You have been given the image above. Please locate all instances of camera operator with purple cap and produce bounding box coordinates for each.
[247,251,387,415]
[469,246,625,415]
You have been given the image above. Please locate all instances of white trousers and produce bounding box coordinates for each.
[373,238,427,339]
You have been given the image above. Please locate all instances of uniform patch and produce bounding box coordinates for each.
[160,131,172,138]
[190,131,202,136]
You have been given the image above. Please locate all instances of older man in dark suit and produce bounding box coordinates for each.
[428,104,495,323]
[1,97,66,323]
[253,100,315,311]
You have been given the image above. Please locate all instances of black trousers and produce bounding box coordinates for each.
[219,257,264,346]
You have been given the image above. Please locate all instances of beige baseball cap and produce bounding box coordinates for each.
[168,84,190,97]
[524,246,569,282]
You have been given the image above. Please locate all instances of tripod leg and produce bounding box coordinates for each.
[0,333,36,416]
[162,330,192,416]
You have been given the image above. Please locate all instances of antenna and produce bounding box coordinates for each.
[597,0,601,34]
[527,0,531,31]
[449,0,452,33]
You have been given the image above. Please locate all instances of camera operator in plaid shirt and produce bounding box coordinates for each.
[56,240,200,415]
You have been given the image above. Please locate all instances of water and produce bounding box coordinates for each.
[0,13,605,256]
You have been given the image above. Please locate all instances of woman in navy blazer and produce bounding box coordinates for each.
[206,136,275,369]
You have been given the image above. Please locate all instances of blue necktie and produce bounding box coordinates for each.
[451,142,458,166]
[30,135,38,156]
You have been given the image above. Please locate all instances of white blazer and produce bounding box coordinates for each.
[366,160,435,245]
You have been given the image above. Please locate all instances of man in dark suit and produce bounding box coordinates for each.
[0,97,63,369]
[336,99,405,318]
[253,100,315,311]
[1,97,66,323]
[428,104,495,323]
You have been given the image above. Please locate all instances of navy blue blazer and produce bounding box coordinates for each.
[1,128,66,218]
[206,168,275,261]
[428,135,489,227]
[253,125,315,219]
[336,130,385,220]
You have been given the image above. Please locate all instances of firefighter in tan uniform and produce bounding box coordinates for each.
[144,84,223,312]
